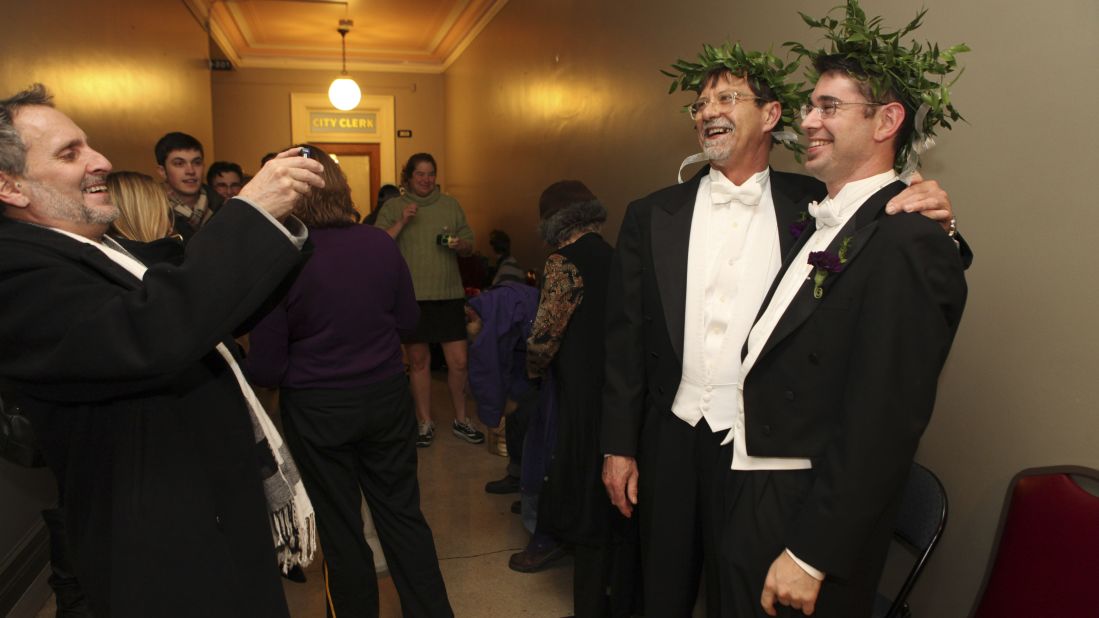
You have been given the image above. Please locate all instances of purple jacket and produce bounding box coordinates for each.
[246,225,418,389]
[467,281,539,428]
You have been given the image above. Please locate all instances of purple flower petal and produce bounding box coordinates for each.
[808,250,846,272]
[788,219,810,239]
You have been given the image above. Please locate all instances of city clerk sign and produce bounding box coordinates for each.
[309,111,378,134]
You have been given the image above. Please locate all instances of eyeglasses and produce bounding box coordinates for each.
[799,100,882,120]
[688,91,760,120]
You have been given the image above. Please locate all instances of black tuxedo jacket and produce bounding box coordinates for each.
[602,167,825,456]
[742,181,967,580]
[0,201,303,617]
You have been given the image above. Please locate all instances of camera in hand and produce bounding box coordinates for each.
[436,234,454,246]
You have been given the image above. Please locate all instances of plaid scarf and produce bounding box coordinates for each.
[168,189,213,229]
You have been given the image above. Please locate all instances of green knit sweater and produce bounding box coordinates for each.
[374,187,474,300]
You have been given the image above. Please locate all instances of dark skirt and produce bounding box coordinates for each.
[401,298,466,344]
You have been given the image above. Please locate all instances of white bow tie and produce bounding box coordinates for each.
[710,176,763,207]
[808,199,843,229]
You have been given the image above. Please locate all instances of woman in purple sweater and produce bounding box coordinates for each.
[246,145,452,618]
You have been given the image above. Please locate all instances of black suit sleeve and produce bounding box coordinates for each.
[956,231,973,270]
[601,200,648,457]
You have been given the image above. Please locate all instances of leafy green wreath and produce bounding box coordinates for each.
[662,42,809,158]
[785,0,969,170]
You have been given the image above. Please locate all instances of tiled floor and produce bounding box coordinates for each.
[37,374,575,617]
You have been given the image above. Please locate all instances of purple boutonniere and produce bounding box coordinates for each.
[788,211,812,239]
[807,236,853,299]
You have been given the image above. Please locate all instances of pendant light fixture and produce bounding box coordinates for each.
[328,18,362,111]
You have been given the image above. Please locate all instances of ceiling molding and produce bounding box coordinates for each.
[189,0,509,74]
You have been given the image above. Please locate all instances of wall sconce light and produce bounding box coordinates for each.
[328,18,361,111]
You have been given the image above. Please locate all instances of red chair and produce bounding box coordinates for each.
[972,466,1099,617]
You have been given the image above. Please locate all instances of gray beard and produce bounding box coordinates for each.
[28,181,119,226]
[703,142,730,163]
[701,124,735,164]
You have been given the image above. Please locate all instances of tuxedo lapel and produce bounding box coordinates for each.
[753,181,905,362]
[770,169,816,257]
[652,167,706,361]
[744,204,818,359]
[747,170,826,333]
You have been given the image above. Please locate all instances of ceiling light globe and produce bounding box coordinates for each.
[328,77,362,111]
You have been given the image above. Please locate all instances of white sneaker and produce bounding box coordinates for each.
[416,421,435,448]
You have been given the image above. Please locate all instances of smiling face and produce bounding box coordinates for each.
[7,105,117,236]
[801,72,901,195]
[158,148,204,200]
[693,72,779,183]
[409,161,436,197]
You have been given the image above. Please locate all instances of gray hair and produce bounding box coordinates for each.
[0,83,53,177]
[537,199,607,246]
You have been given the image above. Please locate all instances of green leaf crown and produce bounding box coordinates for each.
[662,42,809,158]
[785,0,970,170]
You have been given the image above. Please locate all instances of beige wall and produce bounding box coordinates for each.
[210,69,446,188]
[447,0,1099,615]
[0,0,214,176]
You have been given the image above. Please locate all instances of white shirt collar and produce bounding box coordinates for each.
[809,170,898,229]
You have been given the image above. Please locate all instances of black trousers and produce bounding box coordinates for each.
[280,374,452,618]
[43,507,94,618]
[572,511,641,618]
[637,414,726,617]
[505,387,536,478]
[718,468,897,618]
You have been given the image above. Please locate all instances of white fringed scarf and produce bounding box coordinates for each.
[216,344,317,573]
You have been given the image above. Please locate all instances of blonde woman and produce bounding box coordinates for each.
[106,171,175,242]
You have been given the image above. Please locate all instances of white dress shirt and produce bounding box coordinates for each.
[671,168,782,433]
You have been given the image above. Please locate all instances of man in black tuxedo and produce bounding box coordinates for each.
[600,46,962,616]
[721,26,969,618]
[0,84,324,617]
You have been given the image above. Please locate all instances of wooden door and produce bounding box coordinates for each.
[312,142,382,220]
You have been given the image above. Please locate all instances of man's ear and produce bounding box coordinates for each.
[875,102,906,143]
[761,100,783,134]
[0,173,30,209]
[156,165,167,182]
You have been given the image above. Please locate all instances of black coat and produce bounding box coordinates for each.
[538,232,615,546]
[0,201,305,617]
